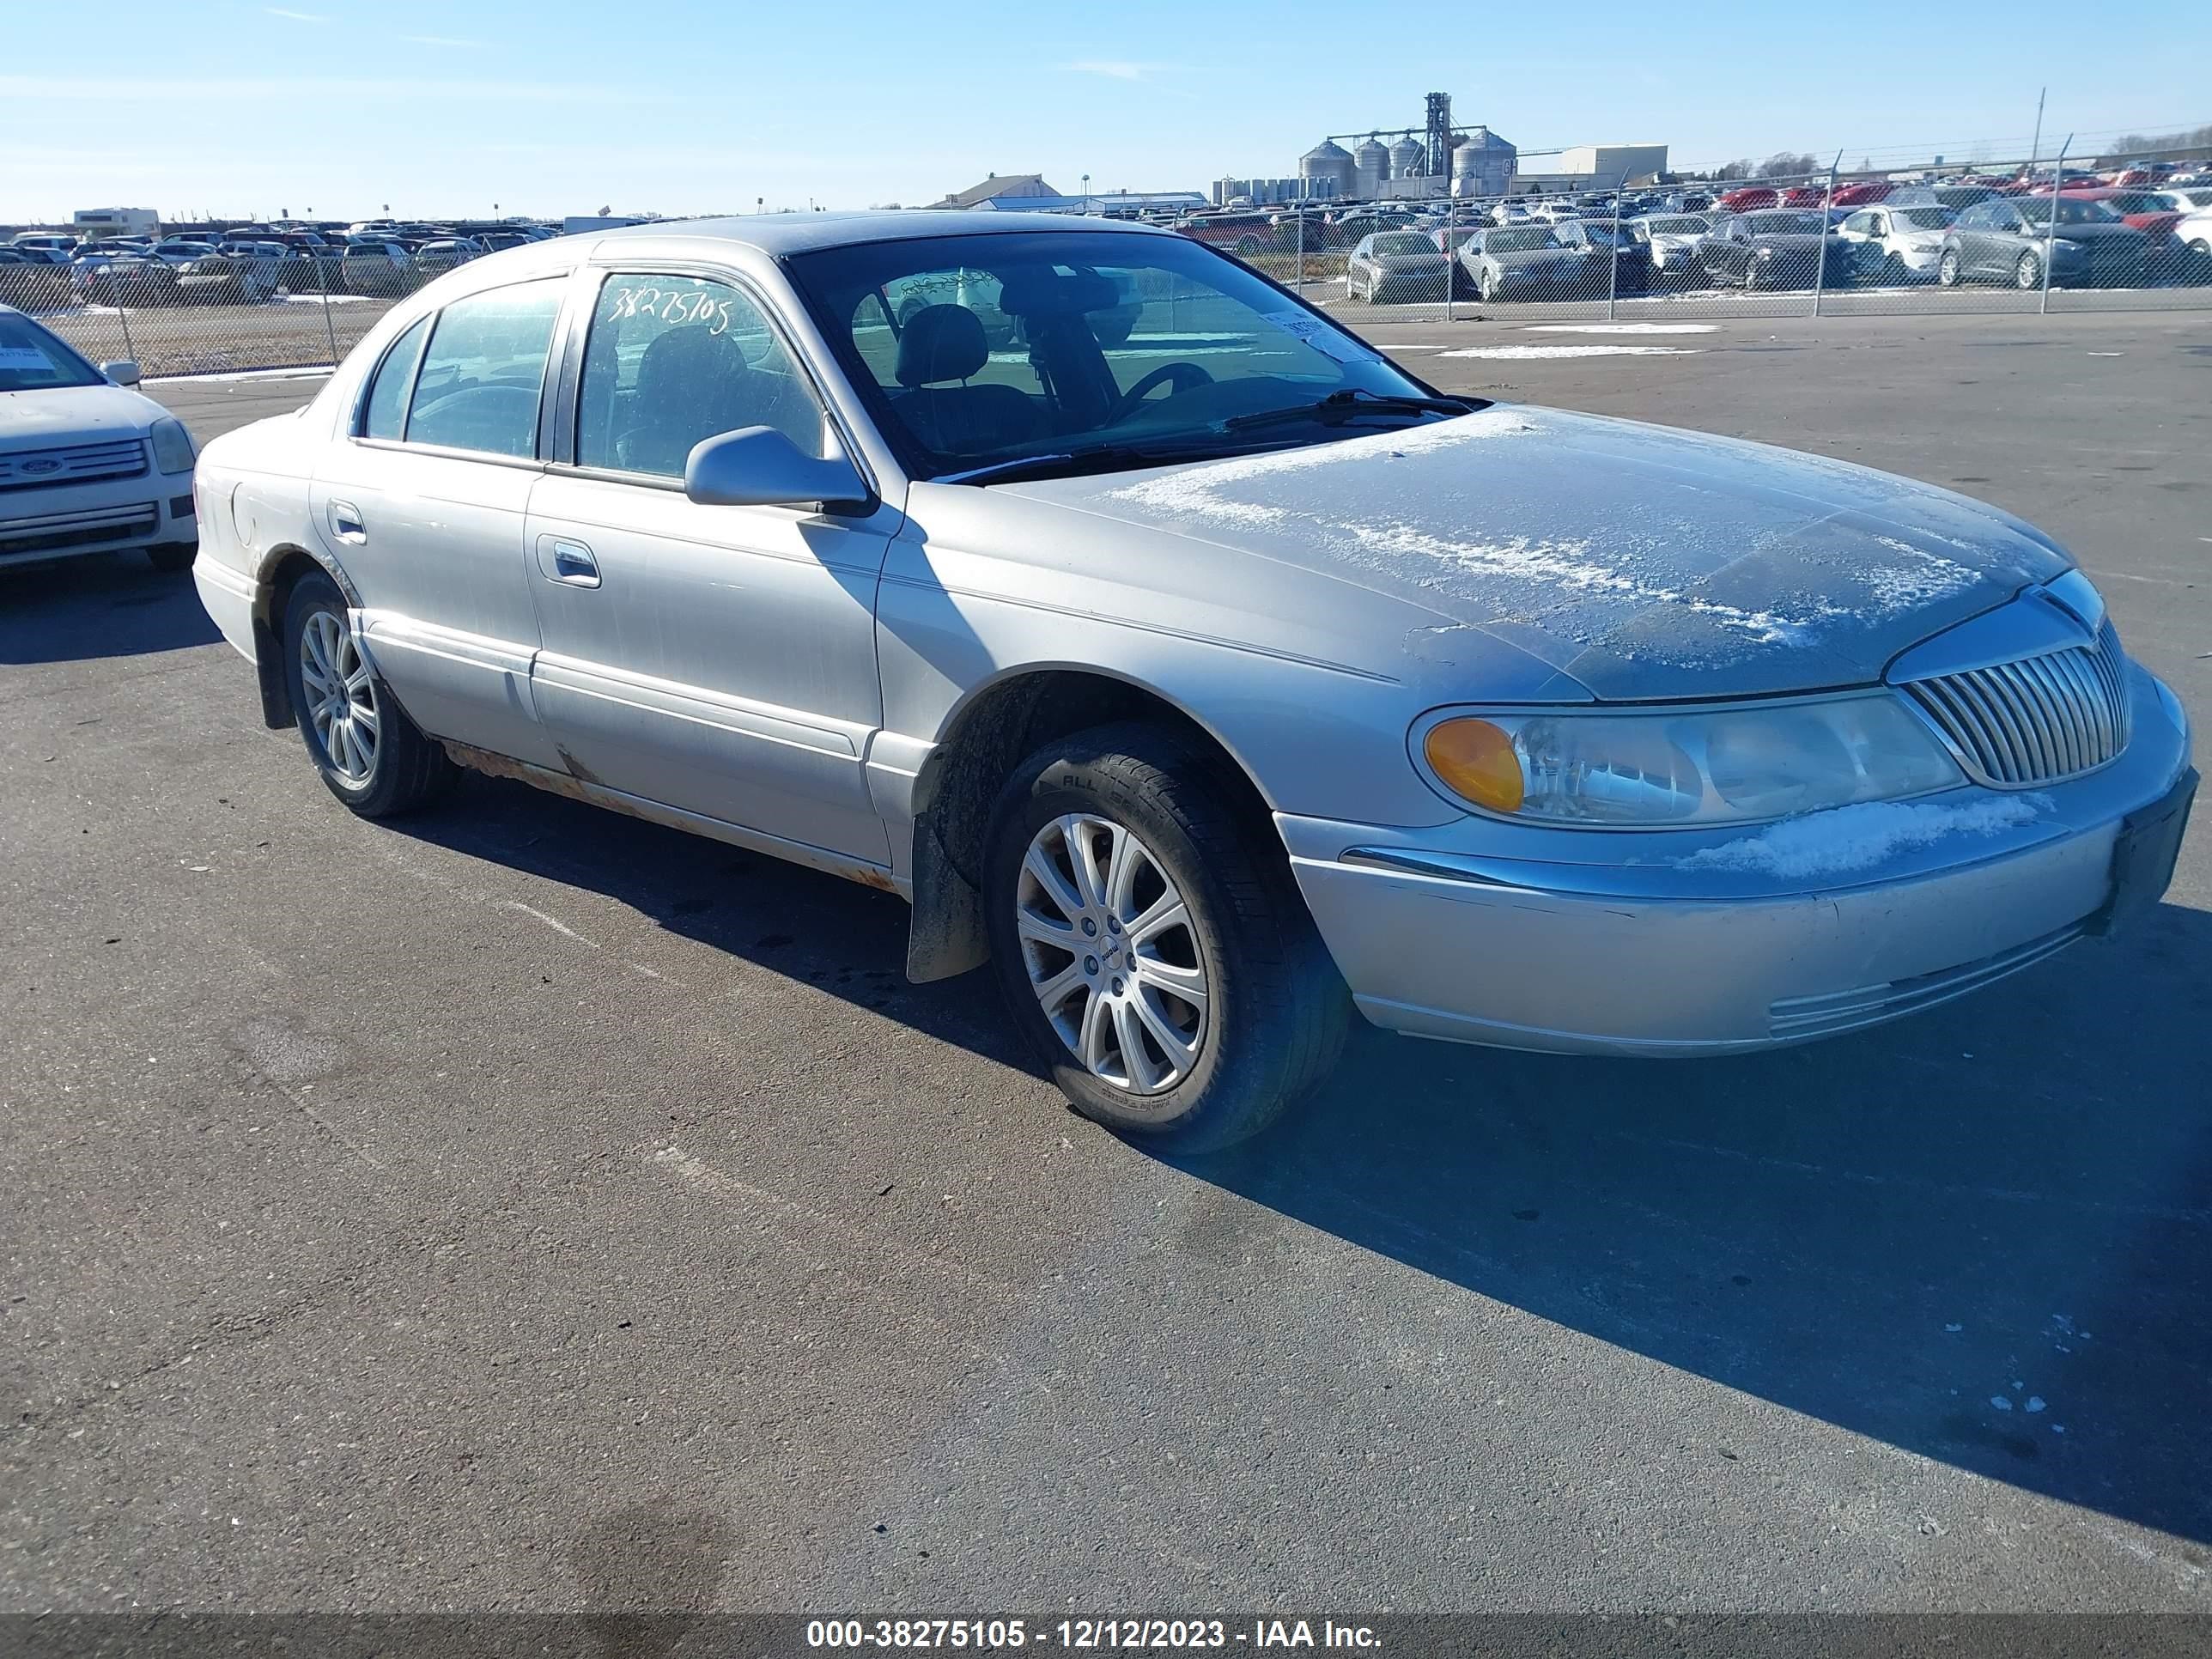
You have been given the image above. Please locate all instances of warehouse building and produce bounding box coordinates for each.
[1510,143,1670,193]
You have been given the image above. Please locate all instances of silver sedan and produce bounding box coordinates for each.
[189,212,2197,1151]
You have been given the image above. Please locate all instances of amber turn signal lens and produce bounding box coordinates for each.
[1424,719,1525,813]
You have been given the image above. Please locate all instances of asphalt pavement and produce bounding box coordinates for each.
[3,311,2208,1618]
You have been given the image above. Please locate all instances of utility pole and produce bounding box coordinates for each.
[2028,87,2046,178]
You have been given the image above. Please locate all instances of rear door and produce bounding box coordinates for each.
[307,277,569,769]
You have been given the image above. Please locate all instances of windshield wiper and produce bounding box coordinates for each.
[935,444,1251,488]
[1219,387,1482,434]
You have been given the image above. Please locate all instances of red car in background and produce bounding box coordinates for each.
[2044,188,2182,241]
[1828,180,1895,207]
[1717,185,1779,211]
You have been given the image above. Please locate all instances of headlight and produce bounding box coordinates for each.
[149,416,196,475]
[1419,695,1964,828]
[2051,238,2083,256]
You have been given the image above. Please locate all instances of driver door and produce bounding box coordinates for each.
[522,269,899,865]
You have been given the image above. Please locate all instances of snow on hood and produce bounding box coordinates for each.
[0,381,165,451]
[1006,405,2071,700]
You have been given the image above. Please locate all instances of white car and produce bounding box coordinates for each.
[1631,213,1720,280]
[0,306,198,572]
[1489,203,1535,226]
[2173,208,2212,266]
[1833,203,1956,282]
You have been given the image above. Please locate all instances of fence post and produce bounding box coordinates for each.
[2040,136,2069,316]
[1607,173,1623,319]
[113,287,137,369]
[1811,152,1840,318]
[314,245,340,368]
[1443,191,1455,322]
[1296,207,1304,299]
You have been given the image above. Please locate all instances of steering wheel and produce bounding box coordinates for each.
[1107,361,1213,425]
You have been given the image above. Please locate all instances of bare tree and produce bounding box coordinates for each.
[1714,158,1755,181]
[1756,151,1820,179]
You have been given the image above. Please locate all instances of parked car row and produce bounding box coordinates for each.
[1344,191,2212,301]
[3,221,565,312]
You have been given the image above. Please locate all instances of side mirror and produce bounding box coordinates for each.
[684,426,870,513]
[100,361,143,386]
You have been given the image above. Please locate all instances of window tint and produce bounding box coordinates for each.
[361,315,428,440]
[404,281,562,458]
[574,274,829,477]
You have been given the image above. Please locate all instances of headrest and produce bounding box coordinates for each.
[635,326,748,404]
[895,304,989,387]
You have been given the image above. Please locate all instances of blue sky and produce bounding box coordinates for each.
[6,0,2206,221]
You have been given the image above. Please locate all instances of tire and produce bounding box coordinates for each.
[145,542,196,574]
[982,723,1350,1155]
[2189,240,2212,285]
[1479,270,1498,303]
[2014,250,2042,290]
[282,571,453,817]
[1937,248,1962,288]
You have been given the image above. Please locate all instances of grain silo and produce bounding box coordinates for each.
[1389,136,1428,181]
[1352,137,1391,198]
[1299,139,1353,200]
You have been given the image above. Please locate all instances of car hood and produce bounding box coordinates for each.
[0,382,161,451]
[1000,405,2071,701]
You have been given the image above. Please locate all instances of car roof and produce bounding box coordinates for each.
[589,209,1170,257]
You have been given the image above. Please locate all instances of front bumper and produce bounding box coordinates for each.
[1281,666,2193,1056]
[0,465,195,566]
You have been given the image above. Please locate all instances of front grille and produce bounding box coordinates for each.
[0,438,149,491]
[0,501,159,556]
[1902,622,2130,787]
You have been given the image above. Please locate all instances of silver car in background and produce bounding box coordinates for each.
[187,213,2196,1151]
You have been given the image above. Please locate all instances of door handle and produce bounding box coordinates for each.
[536,534,600,588]
[328,499,367,544]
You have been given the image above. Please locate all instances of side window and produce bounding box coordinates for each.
[404,280,564,459]
[576,273,830,477]
[360,314,429,441]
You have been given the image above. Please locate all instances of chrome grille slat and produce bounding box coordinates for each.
[1902,629,2130,788]
[0,438,149,490]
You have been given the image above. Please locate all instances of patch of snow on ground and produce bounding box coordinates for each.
[1678,796,2048,880]
[1437,344,1700,359]
[1524,323,1718,334]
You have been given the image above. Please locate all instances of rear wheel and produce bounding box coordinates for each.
[983,724,1350,1154]
[282,572,453,817]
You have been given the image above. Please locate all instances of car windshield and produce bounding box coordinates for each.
[1370,234,1432,255]
[1745,212,1826,234]
[1484,228,1561,252]
[0,313,103,392]
[1648,216,1709,234]
[786,228,1450,481]
[1896,208,1953,229]
[2020,198,2123,225]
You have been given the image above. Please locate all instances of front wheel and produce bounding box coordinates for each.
[2014,250,2044,290]
[1937,248,1963,288]
[283,571,453,817]
[983,724,1350,1154]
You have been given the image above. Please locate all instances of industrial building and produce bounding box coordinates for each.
[1281,94,1522,202]
[932,173,1206,215]
[1509,143,1670,193]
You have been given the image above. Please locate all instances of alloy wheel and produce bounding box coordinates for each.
[1015,813,1208,1103]
[299,610,380,783]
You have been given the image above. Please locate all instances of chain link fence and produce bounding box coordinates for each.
[3,238,413,380]
[1182,144,2212,324]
